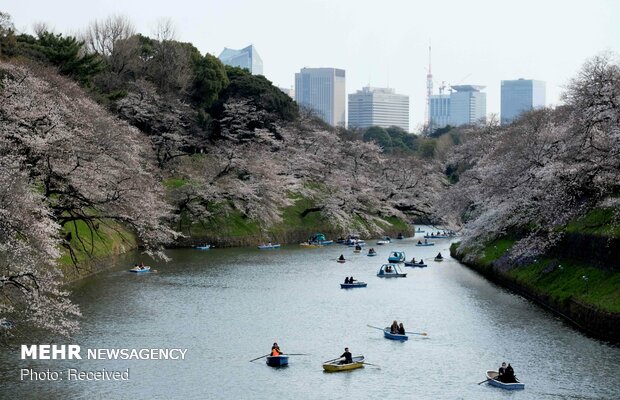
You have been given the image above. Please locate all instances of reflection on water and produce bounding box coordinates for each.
[1,235,619,399]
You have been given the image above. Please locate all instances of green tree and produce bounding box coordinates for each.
[190,53,229,109]
[363,126,392,150]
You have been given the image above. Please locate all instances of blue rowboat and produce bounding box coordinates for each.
[319,240,334,245]
[485,371,525,390]
[415,243,435,247]
[258,243,281,249]
[423,235,450,239]
[340,282,367,289]
[195,245,211,250]
[415,229,425,233]
[367,252,377,257]
[388,251,405,263]
[266,355,289,367]
[383,327,408,341]
[129,266,151,273]
[404,262,427,268]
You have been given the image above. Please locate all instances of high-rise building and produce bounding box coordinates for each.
[449,85,486,126]
[218,45,263,75]
[501,79,546,125]
[295,68,346,127]
[429,94,451,131]
[348,87,409,131]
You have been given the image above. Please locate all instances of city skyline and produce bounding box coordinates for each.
[3,0,618,129]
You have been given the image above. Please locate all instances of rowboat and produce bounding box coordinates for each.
[319,240,334,245]
[383,327,408,341]
[397,233,404,240]
[424,235,450,239]
[415,229,425,233]
[337,259,346,263]
[485,370,525,390]
[388,251,406,263]
[129,266,151,273]
[415,242,434,247]
[258,243,281,249]
[367,252,377,257]
[322,356,364,372]
[376,240,390,245]
[195,245,211,250]
[266,355,289,367]
[404,262,427,268]
[340,282,367,289]
[434,257,444,262]
[377,263,407,278]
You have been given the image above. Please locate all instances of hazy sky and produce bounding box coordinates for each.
[4,0,619,129]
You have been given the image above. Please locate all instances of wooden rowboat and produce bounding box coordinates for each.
[322,356,364,372]
[266,355,288,367]
[485,370,525,390]
[383,327,408,341]
[404,262,427,268]
[340,282,367,289]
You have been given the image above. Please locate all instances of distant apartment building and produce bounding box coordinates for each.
[429,94,451,131]
[449,85,487,126]
[218,45,263,75]
[279,86,295,99]
[295,67,346,126]
[500,79,546,125]
[348,87,409,131]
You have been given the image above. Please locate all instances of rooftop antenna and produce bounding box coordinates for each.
[425,40,433,129]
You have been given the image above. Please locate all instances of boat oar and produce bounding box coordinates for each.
[367,324,385,331]
[323,356,344,363]
[362,362,381,368]
[249,354,270,362]
[477,378,491,385]
[405,331,428,336]
[283,353,310,356]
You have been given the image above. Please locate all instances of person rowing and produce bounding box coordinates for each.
[390,320,399,334]
[398,323,405,335]
[338,254,345,261]
[271,342,282,356]
[436,252,443,259]
[340,347,353,364]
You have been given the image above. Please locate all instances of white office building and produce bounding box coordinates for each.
[295,67,346,127]
[348,87,409,131]
[449,85,486,126]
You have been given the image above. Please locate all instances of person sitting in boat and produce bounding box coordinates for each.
[390,320,399,334]
[424,239,428,244]
[436,252,443,259]
[417,240,422,244]
[340,347,353,364]
[139,262,145,270]
[355,244,362,251]
[349,276,356,283]
[419,259,423,264]
[498,362,507,381]
[398,323,405,335]
[410,257,416,263]
[344,277,350,284]
[386,265,392,273]
[271,343,281,356]
[504,363,516,383]
[338,254,345,261]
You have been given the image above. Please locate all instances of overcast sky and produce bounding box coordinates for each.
[4,0,619,130]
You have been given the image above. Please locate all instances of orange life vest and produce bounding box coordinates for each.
[271,348,280,356]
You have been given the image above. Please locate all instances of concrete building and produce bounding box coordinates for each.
[218,45,263,75]
[449,85,486,126]
[295,67,346,127]
[501,79,546,125]
[348,87,409,131]
[429,94,451,131]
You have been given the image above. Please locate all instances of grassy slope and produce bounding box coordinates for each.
[58,220,137,276]
[460,231,620,313]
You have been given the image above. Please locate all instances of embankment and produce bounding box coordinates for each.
[451,238,620,343]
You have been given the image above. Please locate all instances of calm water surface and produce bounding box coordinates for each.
[1,233,619,399]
